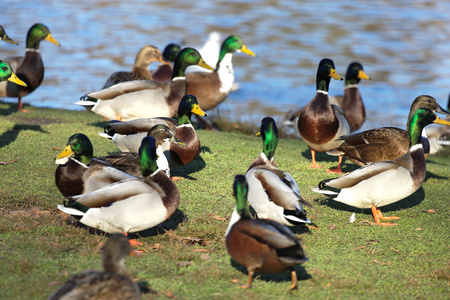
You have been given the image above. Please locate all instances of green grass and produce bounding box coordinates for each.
[1,101,449,299]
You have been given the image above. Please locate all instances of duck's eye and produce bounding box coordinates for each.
[1,67,7,71]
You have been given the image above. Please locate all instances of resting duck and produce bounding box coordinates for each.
[226,175,309,290]
[100,94,206,167]
[102,45,170,88]
[0,23,60,111]
[425,94,450,154]
[57,136,180,234]
[0,25,19,45]
[297,58,348,173]
[313,108,450,226]
[329,62,371,132]
[97,124,186,177]
[151,43,181,82]
[244,117,314,226]
[327,95,450,166]
[47,233,142,300]
[55,130,178,196]
[186,35,256,111]
[0,60,27,87]
[76,47,213,121]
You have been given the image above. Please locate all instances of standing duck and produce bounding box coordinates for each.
[47,233,142,300]
[245,117,314,226]
[329,62,371,132]
[0,25,19,45]
[151,43,181,82]
[226,175,309,290]
[102,45,170,88]
[76,47,213,121]
[57,136,180,234]
[100,94,207,167]
[0,23,60,111]
[186,35,256,111]
[327,95,450,166]
[297,58,348,173]
[313,108,450,226]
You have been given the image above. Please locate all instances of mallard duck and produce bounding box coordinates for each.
[100,94,206,167]
[57,136,180,234]
[297,58,348,173]
[328,62,371,132]
[185,35,256,111]
[0,23,60,111]
[151,43,181,82]
[313,108,450,226]
[0,60,27,86]
[425,94,450,154]
[0,25,18,45]
[76,47,214,121]
[327,95,450,166]
[244,117,314,226]
[47,233,142,300]
[55,130,179,196]
[102,45,170,88]
[97,124,186,177]
[226,175,308,290]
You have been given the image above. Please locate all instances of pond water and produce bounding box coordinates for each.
[2,0,450,130]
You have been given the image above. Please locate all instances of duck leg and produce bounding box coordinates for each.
[309,149,323,168]
[18,96,29,112]
[371,205,399,226]
[289,270,298,290]
[240,270,254,288]
[326,155,343,174]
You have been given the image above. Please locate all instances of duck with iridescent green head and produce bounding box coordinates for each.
[0,25,19,45]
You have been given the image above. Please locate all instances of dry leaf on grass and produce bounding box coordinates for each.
[373,259,393,266]
[209,213,229,222]
[422,209,436,214]
[165,291,177,299]
[181,237,209,246]
[193,248,213,253]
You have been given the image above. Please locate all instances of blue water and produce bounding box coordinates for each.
[2,0,450,130]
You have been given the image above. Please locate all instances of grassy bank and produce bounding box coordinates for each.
[0,101,449,299]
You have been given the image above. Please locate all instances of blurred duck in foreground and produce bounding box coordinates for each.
[100,94,206,168]
[0,23,60,111]
[297,58,348,173]
[47,233,144,300]
[327,95,450,166]
[102,45,170,88]
[313,108,450,226]
[244,117,314,227]
[57,136,180,234]
[226,175,309,290]
[0,25,19,45]
[76,47,213,121]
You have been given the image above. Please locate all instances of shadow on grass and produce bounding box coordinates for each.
[0,124,48,149]
[0,100,17,116]
[230,258,311,286]
[170,149,208,179]
[300,149,361,173]
[424,170,448,182]
[315,187,426,216]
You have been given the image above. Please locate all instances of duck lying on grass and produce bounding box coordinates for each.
[313,108,450,226]
[226,175,309,290]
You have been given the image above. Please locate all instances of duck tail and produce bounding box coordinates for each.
[57,204,84,216]
[311,179,338,196]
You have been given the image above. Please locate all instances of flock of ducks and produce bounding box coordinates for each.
[2,24,450,297]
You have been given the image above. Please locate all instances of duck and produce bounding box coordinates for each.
[57,136,180,234]
[0,25,19,45]
[297,58,348,173]
[225,175,309,290]
[312,108,450,226]
[55,130,181,196]
[97,124,186,177]
[185,35,256,111]
[100,94,206,167]
[151,43,181,82]
[0,60,27,87]
[425,94,450,155]
[102,45,170,88]
[76,47,214,121]
[244,117,314,227]
[47,233,143,300]
[328,62,371,132]
[0,23,60,111]
[327,95,450,166]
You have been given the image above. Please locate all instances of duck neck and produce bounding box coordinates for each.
[316,76,331,93]
[177,113,192,125]
[171,60,187,79]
